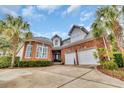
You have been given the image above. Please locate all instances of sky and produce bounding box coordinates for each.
[0,5,103,39]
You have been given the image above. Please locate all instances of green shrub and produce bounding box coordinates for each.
[112,70,124,79]
[100,61,118,70]
[0,56,20,68]
[0,56,11,68]
[15,60,53,67]
[96,48,108,61]
[113,52,124,67]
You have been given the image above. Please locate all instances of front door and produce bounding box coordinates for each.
[55,53,60,61]
[53,50,61,62]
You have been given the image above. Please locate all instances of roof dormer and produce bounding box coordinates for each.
[51,34,62,47]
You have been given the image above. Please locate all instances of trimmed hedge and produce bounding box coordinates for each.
[113,52,124,67]
[0,56,20,68]
[0,56,53,68]
[15,60,53,67]
[100,61,118,70]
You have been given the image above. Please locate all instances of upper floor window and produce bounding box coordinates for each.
[36,44,48,58]
[25,44,32,58]
[55,40,58,46]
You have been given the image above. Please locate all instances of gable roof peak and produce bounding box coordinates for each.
[68,25,89,36]
[51,34,62,40]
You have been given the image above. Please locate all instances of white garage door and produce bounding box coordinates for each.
[78,48,99,65]
[65,52,76,65]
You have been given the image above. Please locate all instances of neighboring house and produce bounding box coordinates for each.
[18,25,107,65]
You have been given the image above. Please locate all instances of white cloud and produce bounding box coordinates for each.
[52,31,68,39]
[0,6,20,17]
[85,26,91,31]
[1,8,18,17]
[44,31,69,39]
[76,23,91,31]
[22,6,44,19]
[80,11,94,22]
[31,31,42,37]
[36,5,62,14]
[33,30,69,39]
[62,5,81,16]
[22,6,33,17]
[67,5,81,13]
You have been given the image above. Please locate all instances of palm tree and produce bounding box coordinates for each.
[0,15,32,68]
[92,18,110,60]
[0,37,11,55]
[120,6,124,48]
[97,6,123,51]
[92,6,124,55]
[92,18,105,38]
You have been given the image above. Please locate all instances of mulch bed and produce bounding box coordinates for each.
[97,65,124,81]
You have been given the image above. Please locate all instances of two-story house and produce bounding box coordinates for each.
[18,25,107,65]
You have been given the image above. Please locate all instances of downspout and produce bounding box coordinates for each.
[103,37,110,61]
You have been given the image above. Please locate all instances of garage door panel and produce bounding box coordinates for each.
[65,52,76,65]
[78,48,99,65]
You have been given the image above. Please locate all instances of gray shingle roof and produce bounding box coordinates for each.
[51,34,62,40]
[32,37,52,42]
[26,37,52,45]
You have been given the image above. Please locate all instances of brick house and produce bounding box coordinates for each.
[18,25,107,65]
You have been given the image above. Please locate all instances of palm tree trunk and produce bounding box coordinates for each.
[112,21,123,52]
[10,52,16,68]
[16,44,23,54]
[116,37,124,52]
[103,36,110,61]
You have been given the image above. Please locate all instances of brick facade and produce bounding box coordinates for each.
[22,37,106,63]
[61,37,105,64]
[22,41,52,61]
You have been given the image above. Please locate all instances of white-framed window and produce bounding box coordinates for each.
[36,44,48,58]
[55,39,58,46]
[36,45,43,58]
[42,46,48,58]
[25,44,32,58]
[53,38,60,47]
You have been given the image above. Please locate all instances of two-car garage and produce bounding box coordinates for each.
[65,48,99,65]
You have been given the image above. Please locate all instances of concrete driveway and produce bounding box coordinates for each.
[0,65,124,88]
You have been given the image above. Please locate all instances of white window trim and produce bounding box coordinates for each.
[42,46,48,58]
[25,44,32,58]
[53,37,61,47]
[35,44,48,59]
[36,44,42,58]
